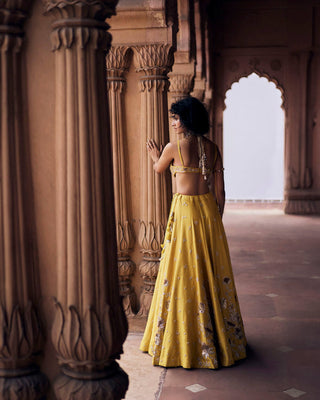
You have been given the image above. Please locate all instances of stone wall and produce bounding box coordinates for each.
[210,0,320,214]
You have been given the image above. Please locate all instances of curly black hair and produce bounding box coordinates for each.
[169,96,209,136]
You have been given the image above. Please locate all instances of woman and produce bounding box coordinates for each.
[140,97,246,369]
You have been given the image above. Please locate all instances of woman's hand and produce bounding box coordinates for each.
[146,139,162,162]
[146,140,173,174]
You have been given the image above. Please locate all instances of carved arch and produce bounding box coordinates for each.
[223,70,286,112]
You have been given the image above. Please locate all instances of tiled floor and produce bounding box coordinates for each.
[119,203,320,400]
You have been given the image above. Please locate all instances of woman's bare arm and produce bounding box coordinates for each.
[146,139,174,173]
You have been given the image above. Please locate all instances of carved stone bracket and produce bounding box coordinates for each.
[0,3,48,398]
[133,43,173,317]
[44,1,128,398]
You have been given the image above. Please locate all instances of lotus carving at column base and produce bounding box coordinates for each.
[0,303,42,370]
[52,301,128,377]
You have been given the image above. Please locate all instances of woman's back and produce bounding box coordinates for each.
[172,136,217,195]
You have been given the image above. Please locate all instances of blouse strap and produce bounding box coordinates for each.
[177,139,185,167]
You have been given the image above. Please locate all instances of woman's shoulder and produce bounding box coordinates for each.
[165,141,177,150]
[161,141,176,156]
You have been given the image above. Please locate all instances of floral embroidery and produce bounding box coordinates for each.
[201,343,214,359]
[199,303,205,313]
[155,333,161,345]
[158,317,165,329]
[221,298,227,309]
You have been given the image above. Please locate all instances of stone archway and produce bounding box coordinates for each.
[213,54,288,201]
[223,72,285,201]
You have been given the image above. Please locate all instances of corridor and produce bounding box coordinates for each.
[119,203,320,400]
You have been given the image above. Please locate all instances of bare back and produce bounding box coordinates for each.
[172,136,218,195]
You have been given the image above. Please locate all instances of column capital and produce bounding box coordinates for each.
[43,0,118,51]
[169,73,193,101]
[106,45,131,73]
[106,45,132,91]
[0,1,32,50]
[133,43,174,76]
[0,0,32,23]
[42,0,118,20]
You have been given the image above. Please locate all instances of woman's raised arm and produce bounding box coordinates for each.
[146,139,174,173]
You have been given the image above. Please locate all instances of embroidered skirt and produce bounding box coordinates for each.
[140,192,247,369]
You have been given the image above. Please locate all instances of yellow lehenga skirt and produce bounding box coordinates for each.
[140,192,247,369]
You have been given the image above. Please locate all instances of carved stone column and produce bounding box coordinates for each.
[106,46,136,317]
[285,51,320,214]
[191,0,206,102]
[43,1,128,399]
[0,2,48,399]
[134,44,173,317]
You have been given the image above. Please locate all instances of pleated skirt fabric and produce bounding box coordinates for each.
[140,192,247,369]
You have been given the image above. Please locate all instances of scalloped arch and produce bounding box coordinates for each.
[223,71,286,111]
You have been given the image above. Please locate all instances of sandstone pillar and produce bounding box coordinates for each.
[0,2,48,398]
[43,1,128,398]
[134,44,173,317]
[191,0,206,102]
[285,50,320,214]
[106,46,136,317]
[168,0,195,107]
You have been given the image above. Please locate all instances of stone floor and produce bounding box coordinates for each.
[119,203,320,400]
